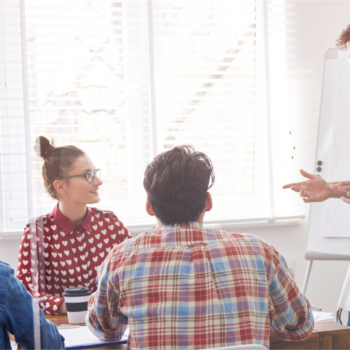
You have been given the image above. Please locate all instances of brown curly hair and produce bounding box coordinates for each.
[143,145,215,225]
[337,24,350,48]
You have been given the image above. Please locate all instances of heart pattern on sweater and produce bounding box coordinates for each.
[17,208,131,315]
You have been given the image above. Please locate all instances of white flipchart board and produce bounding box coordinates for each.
[307,49,350,255]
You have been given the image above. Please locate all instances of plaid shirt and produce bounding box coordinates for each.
[86,222,313,349]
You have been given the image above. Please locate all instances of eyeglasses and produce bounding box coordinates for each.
[59,168,101,184]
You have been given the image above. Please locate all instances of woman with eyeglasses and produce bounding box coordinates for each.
[16,136,131,315]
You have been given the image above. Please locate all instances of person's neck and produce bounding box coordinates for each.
[155,213,205,228]
[58,201,87,225]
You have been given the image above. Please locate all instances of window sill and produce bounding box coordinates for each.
[203,215,305,231]
[0,215,304,240]
[0,230,24,240]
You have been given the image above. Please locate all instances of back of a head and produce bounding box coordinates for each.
[143,145,215,225]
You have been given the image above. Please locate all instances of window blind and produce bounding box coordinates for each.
[24,0,153,224]
[0,0,302,232]
[151,0,272,221]
[0,0,31,230]
[262,0,300,218]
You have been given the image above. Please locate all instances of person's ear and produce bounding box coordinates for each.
[205,192,213,212]
[54,180,67,196]
[146,199,156,216]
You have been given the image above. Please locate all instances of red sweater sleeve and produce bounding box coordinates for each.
[17,223,64,315]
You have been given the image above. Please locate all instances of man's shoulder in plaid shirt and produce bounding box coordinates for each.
[86,146,313,349]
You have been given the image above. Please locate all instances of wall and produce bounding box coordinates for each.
[1,0,350,319]
[0,238,21,270]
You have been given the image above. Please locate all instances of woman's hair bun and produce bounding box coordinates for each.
[34,136,55,159]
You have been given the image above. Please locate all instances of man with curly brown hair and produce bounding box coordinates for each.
[87,146,313,349]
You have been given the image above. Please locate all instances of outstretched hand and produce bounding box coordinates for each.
[282,169,330,203]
